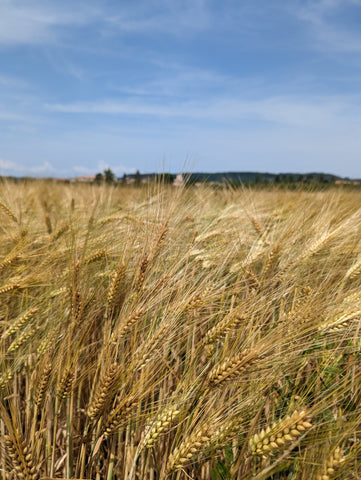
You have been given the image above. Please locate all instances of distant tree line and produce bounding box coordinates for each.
[93,169,175,185]
[227,173,341,190]
[91,169,359,190]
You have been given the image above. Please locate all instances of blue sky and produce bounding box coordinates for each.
[1,0,361,178]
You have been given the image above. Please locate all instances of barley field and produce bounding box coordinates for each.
[0,181,361,480]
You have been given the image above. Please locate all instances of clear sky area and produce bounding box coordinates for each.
[1,0,361,178]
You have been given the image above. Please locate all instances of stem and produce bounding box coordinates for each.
[106,438,116,480]
[66,395,73,479]
[50,396,59,478]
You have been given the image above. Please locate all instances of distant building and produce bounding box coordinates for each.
[76,175,96,182]
[335,180,360,185]
[173,174,184,186]
[56,178,70,183]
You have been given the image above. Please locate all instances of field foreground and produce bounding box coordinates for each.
[0,182,361,479]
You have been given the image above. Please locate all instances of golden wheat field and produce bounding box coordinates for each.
[0,180,361,480]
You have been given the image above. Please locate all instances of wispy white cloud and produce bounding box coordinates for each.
[0,0,100,46]
[0,74,29,88]
[97,160,136,175]
[101,0,210,36]
[0,156,56,174]
[293,0,361,52]
[73,162,135,175]
[45,93,361,131]
[0,0,211,47]
[108,63,233,98]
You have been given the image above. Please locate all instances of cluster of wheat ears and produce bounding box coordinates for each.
[0,180,361,480]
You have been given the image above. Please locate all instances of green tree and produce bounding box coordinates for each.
[155,173,175,184]
[104,168,116,184]
[95,172,103,184]
[135,170,141,186]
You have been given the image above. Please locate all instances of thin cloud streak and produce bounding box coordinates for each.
[46,94,361,130]
[293,0,361,52]
[0,0,100,46]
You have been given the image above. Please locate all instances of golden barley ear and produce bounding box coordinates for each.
[250,215,266,239]
[249,410,313,458]
[56,368,74,401]
[51,222,70,241]
[315,446,345,480]
[263,243,280,276]
[207,348,260,387]
[35,362,52,408]
[107,262,126,310]
[44,213,52,234]
[87,362,119,420]
[112,309,143,341]
[136,255,149,291]
[0,200,18,223]
[7,325,40,354]
[0,249,22,271]
[166,425,213,474]
[144,407,181,448]
[3,307,38,339]
[4,434,39,480]
[85,248,107,265]
[318,309,361,333]
[0,282,21,294]
[204,313,245,346]
[103,397,138,437]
